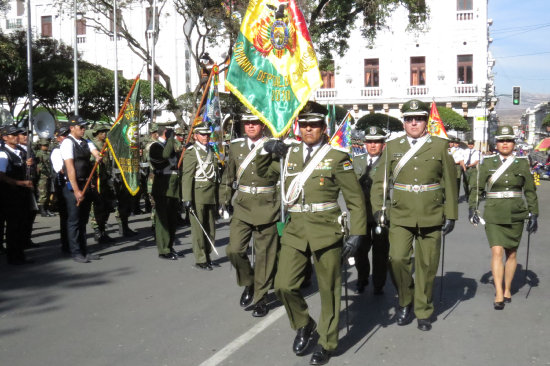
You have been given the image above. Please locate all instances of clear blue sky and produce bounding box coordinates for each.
[489,0,550,105]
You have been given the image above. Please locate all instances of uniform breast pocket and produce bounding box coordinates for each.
[424,156,442,175]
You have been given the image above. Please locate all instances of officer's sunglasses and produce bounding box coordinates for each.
[497,139,514,143]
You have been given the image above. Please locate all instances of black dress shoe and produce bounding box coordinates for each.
[373,287,384,295]
[503,297,512,303]
[293,317,316,355]
[309,345,332,365]
[240,285,254,307]
[196,262,213,270]
[417,318,432,331]
[207,260,221,268]
[396,303,414,326]
[252,296,268,317]
[171,249,185,258]
[159,253,178,260]
[354,282,366,294]
[494,301,505,310]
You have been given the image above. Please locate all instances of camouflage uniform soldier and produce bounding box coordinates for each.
[89,122,116,244]
[35,138,54,217]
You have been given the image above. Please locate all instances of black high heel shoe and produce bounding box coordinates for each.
[503,297,511,303]
[493,301,505,310]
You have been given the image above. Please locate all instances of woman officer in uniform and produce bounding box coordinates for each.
[468,125,539,310]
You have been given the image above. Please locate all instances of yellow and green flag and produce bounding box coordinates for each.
[106,77,141,195]
[225,0,322,137]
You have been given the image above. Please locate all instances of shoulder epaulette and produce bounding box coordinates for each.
[516,156,528,159]
[230,138,245,144]
[485,154,497,158]
[186,145,195,150]
[283,138,301,145]
[354,153,367,159]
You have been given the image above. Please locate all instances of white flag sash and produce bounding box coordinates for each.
[487,156,515,192]
[236,137,268,186]
[284,143,332,205]
[393,136,428,181]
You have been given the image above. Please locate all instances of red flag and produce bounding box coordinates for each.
[427,101,448,139]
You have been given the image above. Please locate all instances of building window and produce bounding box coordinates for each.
[109,9,122,33]
[16,0,25,16]
[41,16,52,37]
[364,58,379,87]
[457,0,473,11]
[410,56,426,86]
[457,54,473,84]
[76,19,86,35]
[321,71,335,89]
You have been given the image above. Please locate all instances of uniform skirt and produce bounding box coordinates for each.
[485,222,524,249]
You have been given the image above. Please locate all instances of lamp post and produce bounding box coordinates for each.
[113,0,119,117]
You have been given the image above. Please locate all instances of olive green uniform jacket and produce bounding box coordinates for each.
[371,135,458,226]
[468,155,538,224]
[220,137,280,225]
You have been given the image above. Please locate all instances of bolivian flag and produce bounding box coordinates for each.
[427,100,448,139]
[225,0,322,137]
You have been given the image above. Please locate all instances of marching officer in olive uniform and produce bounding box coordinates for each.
[221,111,280,317]
[35,138,54,217]
[463,139,481,197]
[371,100,458,331]
[261,101,366,365]
[181,123,221,270]
[89,122,116,244]
[150,126,182,260]
[353,126,390,295]
[468,125,538,309]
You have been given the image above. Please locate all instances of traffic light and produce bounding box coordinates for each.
[513,86,520,105]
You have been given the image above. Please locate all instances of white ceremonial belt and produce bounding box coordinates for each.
[288,201,338,213]
[140,162,150,168]
[393,183,441,193]
[486,191,522,198]
[238,185,276,194]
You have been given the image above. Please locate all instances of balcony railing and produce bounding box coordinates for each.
[455,84,478,94]
[407,86,429,96]
[109,33,123,41]
[360,87,382,97]
[77,35,86,44]
[457,11,474,21]
[6,18,23,29]
[316,89,337,100]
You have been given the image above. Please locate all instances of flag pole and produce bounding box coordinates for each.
[177,65,217,169]
[77,76,140,204]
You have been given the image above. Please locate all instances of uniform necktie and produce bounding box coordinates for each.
[304,146,313,164]
[368,158,373,167]
[411,139,417,145]
[250,143,255,150]
[502,158,506,163]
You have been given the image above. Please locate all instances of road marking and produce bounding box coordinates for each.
[198,306,287,366]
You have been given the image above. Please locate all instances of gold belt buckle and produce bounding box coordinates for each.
[250,186,257,194]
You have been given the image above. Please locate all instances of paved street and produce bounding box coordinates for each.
[1,182,550,366]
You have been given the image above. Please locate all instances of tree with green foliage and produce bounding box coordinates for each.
[437,106,470,132]
[356,113,404,132]
[0,31,30,116]
[52,0,183,123]
[542,113,550,128]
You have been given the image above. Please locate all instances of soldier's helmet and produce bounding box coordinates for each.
[467,139,475,145]
[38,138,50,146]
[68,115,88,127]
[363,125,387,141]
[149,123,159,133]
[494,125,515,141]
[92,121,111,135]
[297,101,328,123]
[401,99,430,117]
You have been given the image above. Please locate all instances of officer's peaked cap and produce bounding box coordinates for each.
[401,99,430,117]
